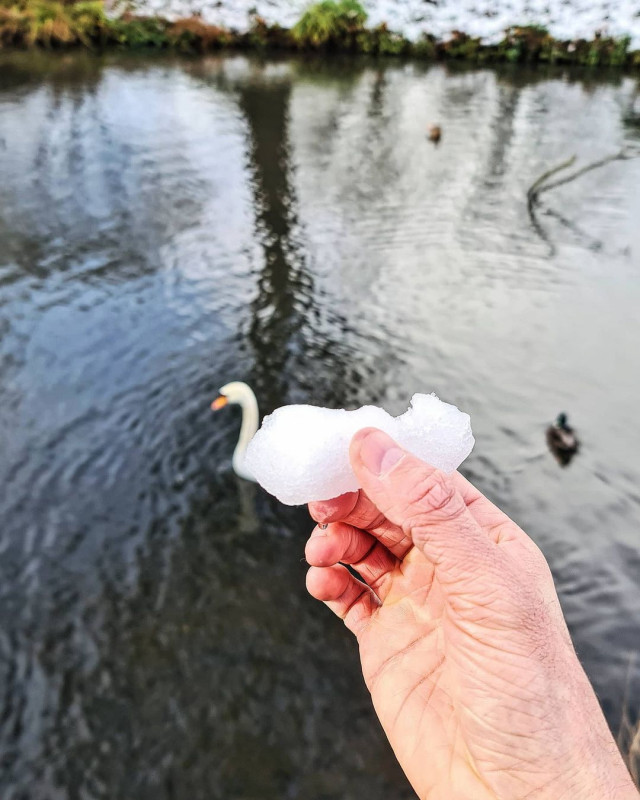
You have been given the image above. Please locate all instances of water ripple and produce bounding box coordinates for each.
[1,52,639,799]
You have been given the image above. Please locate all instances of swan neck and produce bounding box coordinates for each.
[233,393,259,480]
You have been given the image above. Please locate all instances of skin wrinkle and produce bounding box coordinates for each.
[449,591,550,641]
[382,579,439,626]
[312,492,414,557]
[406,469,463,516]
[520,761,592,800]
[449,632,558,689]
[351,542,397,596]
[350,505,388,532]
[405,487,498,572]
[342,527,397,576]
[343,526,376,563]
[412,713,438,797]
[307,523,399,597]
[408,524,483,576]
[443,551,558,648]
[343,587,381,634]
[305,430,639,800]
[459,660,607,796]
[366,628,439,695]
[461,738,498,800]
[463,694,552,734]
[482,754,572,800]
[408,723,455,794]
[341,586,371,620]
[393,652,446,728]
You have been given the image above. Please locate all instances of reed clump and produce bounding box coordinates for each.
[0,0,107,47]
[291,0,366,50]
[619,712,640,789]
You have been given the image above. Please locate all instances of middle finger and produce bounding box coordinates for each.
[309,491,413,558]
[305,522,398,598]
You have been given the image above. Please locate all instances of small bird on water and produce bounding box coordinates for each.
[546,412,579,467]
[428,124,442,144]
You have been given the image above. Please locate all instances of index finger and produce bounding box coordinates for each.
[309,490,412,559]
[308,470,499,559]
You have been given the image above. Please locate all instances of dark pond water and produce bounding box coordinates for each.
[1,51,639,799]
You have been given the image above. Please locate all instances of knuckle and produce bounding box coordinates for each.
[406,469,459,516]
[349,494,387,531]
[342,526,364,562]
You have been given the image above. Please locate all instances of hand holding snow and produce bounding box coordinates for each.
[244,393,474,505]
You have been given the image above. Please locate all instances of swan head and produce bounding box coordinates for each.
[211,381,257,411]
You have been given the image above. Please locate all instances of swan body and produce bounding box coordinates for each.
[211,381,259,481]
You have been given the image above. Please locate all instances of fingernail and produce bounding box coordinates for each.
[359,431,404,476]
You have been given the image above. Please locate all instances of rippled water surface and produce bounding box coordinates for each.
[1,52,640,799]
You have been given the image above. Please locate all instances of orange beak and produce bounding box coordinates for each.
[211,395,228,411]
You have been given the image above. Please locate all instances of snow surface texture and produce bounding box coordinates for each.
[127,0,640,50]
[244,393,475,506]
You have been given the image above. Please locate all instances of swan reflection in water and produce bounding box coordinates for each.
[211,381,261,532]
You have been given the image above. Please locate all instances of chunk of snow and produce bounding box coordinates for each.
[244,393,474,505]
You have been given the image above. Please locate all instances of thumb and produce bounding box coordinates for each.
[349,428,493,575]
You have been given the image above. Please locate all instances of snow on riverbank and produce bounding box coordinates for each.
[131,0,640,50]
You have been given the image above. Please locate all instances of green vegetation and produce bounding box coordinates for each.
[292,0,366,49]
[107,13,169,49]
[436,25,635,67]
[619,710,640,790]
[629,727,640,790]
[0,0,639,71]
[357,22,409,56]
[0,0,108,47]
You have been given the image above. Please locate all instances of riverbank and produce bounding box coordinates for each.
[1,0,639,69]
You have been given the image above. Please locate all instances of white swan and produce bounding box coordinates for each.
[211,381,259,481]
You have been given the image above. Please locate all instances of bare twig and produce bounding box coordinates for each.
[528,149,640,208]
[527,154,576,210]
[538,149,636,195]
[527,149,640,249]
[526,155,577,255]
[617,654,640,789]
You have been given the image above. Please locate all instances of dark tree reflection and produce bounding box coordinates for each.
[236,75,314,410]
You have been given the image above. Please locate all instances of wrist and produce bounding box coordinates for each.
[540,670,638,800]
[550,747,637,800]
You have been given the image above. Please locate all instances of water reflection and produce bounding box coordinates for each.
[33,486,408,800]
[1,52,639,799]
[237,73,312,408]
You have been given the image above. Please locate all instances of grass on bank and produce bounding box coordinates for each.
[619,710,640,788]
[1,0,639,67]
[0,0,107,47]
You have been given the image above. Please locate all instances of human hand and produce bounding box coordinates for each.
[305,428,637,800]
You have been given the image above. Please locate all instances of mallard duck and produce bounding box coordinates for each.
[428,124,441,144]
[546,412,579,466]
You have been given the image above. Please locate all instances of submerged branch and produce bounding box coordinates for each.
[538,150,637,195]
[527,155,576,210]
[527,149,640,249]
[529,149,640,208]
